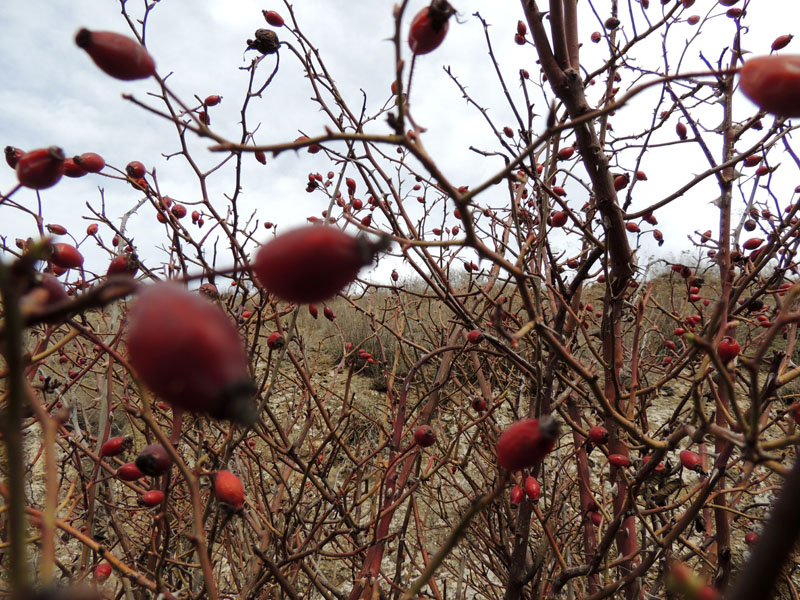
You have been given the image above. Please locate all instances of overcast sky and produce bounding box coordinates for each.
[1,1,798,288]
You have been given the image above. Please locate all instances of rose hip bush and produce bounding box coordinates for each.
[2,2,800,600]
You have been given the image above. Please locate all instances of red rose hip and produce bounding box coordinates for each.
[496,416,560,471]
[466,329,484,344]
[414,424,436,447]
[107,254,139,278]
[215,470,245,510]
[74,152,105,173]
[588,425,609,445]
[63,157,87,178]
[717,336,741,363]
[135,444,173,477]
[263,10,285,27]
[16,146,65,189]
[126,161,146,178]
[739,55,800,118]
[100,436,131,457]
[608,453,632,468]
[551,211,568,227]
[126,283,256,424]
[267,331,285,349]
[117,462,144,481]
[524,475,541,501]
[679,449,705,474]
[408,0,455,55]
[51,243,84,270]
[510,484,524,505]
[253,225,386,303]
[75,28,156,80]
[142,490,165,506]
[94,563,112,582]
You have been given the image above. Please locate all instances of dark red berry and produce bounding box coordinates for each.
[414,424,436,447]
[263,10,285,27]
[126,161,146,178]
[471,397,487,412]
[557,146,575,160]
[551,211,568,227]
[107,254,139,278]
[679,449,705,474]
[739,55,800,118]
[772,35,794,51]
[75,28,156,80]
[21,273,68,322]
[135,444,173,477]
[46,224,68,236]
[94,563,112,582]
[743,237,763,251]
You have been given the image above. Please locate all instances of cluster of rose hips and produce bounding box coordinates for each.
[101,436,245,512]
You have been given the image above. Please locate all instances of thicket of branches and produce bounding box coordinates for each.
[2,2,800,600]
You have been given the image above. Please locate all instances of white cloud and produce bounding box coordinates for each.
[1,0,799,285]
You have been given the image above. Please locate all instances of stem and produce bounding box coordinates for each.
[727,456,800,600]
[0,263,30,593]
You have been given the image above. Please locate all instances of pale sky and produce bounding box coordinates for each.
[1,1,798,287]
